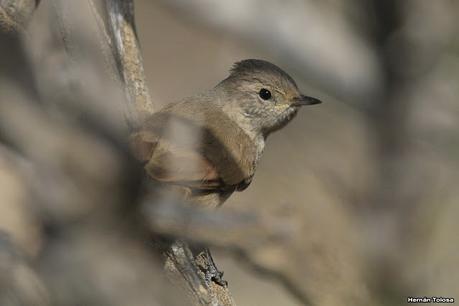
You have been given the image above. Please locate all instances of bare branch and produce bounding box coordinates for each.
[104,0,154,126]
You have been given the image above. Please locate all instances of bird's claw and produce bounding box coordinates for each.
[204,267,227,287]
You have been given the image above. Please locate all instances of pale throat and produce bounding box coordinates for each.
[222,104,266,159]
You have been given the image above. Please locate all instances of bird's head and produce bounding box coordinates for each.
[216,59,321,137]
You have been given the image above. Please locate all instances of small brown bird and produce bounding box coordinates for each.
[131,59,321,209]
[131,59,321,286]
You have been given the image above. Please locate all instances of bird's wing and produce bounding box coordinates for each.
[148,139,222,189]
[129,114,225,190]
[130,101,257,191]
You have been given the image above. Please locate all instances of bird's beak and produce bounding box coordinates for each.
[291,95,322,107]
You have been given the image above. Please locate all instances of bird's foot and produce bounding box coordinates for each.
[197,248,228,287]
[204,265,227,287]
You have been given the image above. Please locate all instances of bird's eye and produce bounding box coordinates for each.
[259,88,272,100]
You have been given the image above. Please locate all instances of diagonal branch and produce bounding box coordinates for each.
[104,0,154,127]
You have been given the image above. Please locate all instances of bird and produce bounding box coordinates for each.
[131,59,321,209]
[130,59,321,286]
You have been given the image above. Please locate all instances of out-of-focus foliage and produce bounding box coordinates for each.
[1,0,459,306]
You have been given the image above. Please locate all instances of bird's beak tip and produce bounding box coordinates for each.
[292,95,322,107]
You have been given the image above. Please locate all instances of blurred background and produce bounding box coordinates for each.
[1,0,459,305]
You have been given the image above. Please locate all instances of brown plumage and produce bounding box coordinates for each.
[131,59,321,208]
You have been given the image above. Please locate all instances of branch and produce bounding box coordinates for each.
[144,200,292,250]
[104,0,154,127]
[144,200,313,305]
